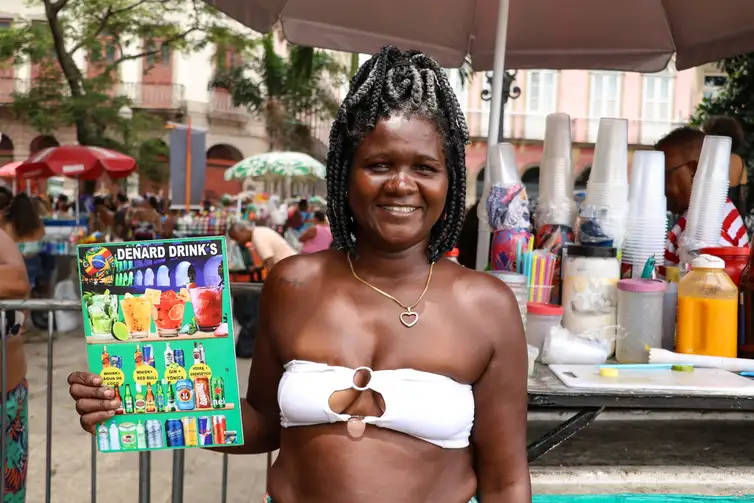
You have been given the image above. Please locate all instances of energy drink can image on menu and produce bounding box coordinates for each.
[198,416,213,446]
[194,377,211,409]
[143,345,155,367]
[182,417,198,447]
[212,415,227,445]
[165,419,184,447]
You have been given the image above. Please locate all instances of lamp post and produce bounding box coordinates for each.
[118,105,134,195]
[481,70,521,142]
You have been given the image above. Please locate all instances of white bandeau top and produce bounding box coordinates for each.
[277,360,474,449]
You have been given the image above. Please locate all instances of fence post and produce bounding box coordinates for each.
[46,310,55,503]
[221,454,229,503]
[91,437,97,503]
[171,449,184,503]
[0,310,6,502]
[139,451,151,503]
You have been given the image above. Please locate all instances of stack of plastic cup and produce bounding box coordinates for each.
[679,135,732,262]
[622,151,668,277]
[582,118,630,247]
[537,113,576,227]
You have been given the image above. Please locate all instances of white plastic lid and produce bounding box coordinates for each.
[691,254,725,270]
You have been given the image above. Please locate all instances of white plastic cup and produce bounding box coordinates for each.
[542,113,573,161]
[590,118,629,185]
[487,142,521,186]
[695,135,732,184]
[629,151,666,204]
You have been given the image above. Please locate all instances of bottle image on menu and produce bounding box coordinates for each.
[123,384,135,414]
[98,424,109,452]
[134,384,147,414]
[166,381,177,412]
[114,386,125,414]
[136,421,147,449]
[155,381,166,412]
[145,384,156,413]
[134,344,143,366]
[101,346,110,368]
[164,344,174,368]
[109,422,121,451]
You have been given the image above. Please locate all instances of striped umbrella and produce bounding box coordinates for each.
[224,152,326,181]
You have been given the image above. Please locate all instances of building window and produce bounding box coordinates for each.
[703,74,726,100]
[160,43,170,65]
[524,70,557,139]
[641,75,675,145]
[588,72,621,142]
[0,20,11,29]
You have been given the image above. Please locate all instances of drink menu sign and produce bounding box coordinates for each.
[77,237,244,453]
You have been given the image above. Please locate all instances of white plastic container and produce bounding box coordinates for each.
[525,302,564,360]
[616,279,667,363]
[487,271,528,325]
[561,245,620,345]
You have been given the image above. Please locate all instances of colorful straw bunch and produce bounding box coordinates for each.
[516,237,557,303]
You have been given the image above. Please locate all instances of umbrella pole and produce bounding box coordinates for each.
[75,177,80,227]
[185,118,192,212]
[475,0,511,271]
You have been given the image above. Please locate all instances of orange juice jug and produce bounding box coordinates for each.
[676,254,738,357]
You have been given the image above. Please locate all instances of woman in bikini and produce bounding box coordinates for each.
[67,47,531,503]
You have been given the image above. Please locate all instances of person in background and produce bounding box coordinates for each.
[54,194,70,216]
[298,210,333,253]
[0,228,32,503]
[703,116,749,223]
[112,192,131,241]
[655,126,750,267]
[287,198,312,233]
[129,196,162,240]
[1,193,46,291]
[228,221,297,358]
[90,196,114,235]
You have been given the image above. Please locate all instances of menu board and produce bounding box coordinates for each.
[77,237,244,453]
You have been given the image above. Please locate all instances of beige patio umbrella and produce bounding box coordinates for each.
[208,0,754,72]
[207,0,754,269]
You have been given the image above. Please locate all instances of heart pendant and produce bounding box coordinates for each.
[399,310,419,328]
[347,418,366,438]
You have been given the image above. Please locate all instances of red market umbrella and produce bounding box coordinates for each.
[0,161,21,179]
[16,146,137,181]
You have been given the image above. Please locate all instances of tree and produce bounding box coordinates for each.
[0,0,250,182]
[210,33,347,154]
[690,54,754,172]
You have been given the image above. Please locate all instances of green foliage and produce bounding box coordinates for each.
[0,0,252,182]
[690,54,754,172]
[210,33,347,154]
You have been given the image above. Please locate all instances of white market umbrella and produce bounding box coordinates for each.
[208,0,754,269]
[207,0,754,73]
[224,151,326,181]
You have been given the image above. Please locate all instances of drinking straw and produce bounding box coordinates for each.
[536,254,545,302]
[516,239,523,274]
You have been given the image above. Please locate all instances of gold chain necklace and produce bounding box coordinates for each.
[347,253,434,328]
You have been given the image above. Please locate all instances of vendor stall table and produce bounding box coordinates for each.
[527,364,754,463]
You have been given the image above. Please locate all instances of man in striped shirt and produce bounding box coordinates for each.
[655,127,749,266]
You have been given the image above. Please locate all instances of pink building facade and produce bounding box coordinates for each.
[452,62,699,202]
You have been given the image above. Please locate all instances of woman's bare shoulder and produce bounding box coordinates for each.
[262,249,341,300]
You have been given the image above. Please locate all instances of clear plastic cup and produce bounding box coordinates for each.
[629,150,666,204]
[542,113,572,160]
[539,158,573,198]
[695,135,732,184]
[487,142,521,186]
[590,118,629,185]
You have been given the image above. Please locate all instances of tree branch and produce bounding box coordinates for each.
[112,0,152,17]
[69,7,113,56]
[104,26,198,73]
[49,0,70,14]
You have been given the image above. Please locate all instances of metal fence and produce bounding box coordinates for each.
[0,282,263,503]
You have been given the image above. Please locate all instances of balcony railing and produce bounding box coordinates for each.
[463,109,686,146]
[118,82,186,111]
[0,77,185,111]
[208,89,249,117]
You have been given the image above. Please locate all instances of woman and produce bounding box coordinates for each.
[0,201,38,503]
[128,196,162,240]
[90,196,114,235]
[1,194,46,292]
[299,210,333,253]
[67,47,531,503]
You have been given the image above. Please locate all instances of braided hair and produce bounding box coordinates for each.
[326,46,470,263]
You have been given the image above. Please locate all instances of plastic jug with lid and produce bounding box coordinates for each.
[676,254,738,357]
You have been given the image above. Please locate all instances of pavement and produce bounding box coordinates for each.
[23,333,754,503]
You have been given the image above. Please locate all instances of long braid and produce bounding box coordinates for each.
[326,46,469,262]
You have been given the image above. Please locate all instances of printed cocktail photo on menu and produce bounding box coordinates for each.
[77,237,244,453]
